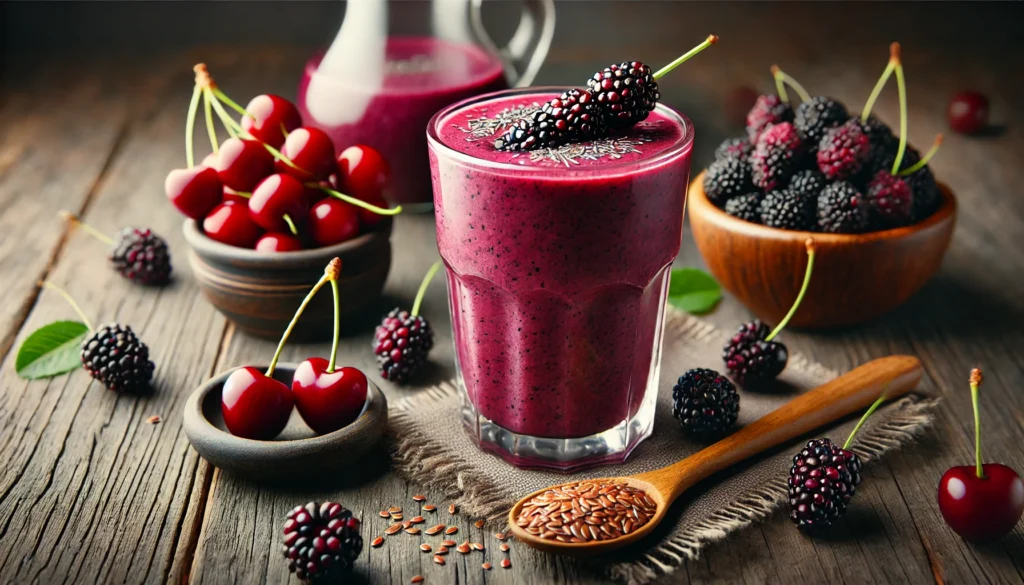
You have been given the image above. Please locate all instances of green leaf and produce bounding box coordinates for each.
[16,321,90,380]
[668,268,721,315]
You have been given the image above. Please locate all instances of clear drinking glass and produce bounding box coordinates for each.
[427,88,693,471]
[298,0,555,211]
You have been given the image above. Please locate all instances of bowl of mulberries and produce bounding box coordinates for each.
[688,44,956,329]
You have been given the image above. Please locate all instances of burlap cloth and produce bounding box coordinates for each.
[388,308,937,584]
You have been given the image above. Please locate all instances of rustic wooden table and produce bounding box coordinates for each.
[1,3,1023,584]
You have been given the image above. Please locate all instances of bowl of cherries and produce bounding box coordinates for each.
[183,259,387,480]
[168,64,401,340]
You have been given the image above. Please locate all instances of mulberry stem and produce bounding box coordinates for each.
[652,35,718,80]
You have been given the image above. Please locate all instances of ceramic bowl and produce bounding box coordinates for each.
[687,170,957,329]
[183,363,387,481]
[183,220,391,341]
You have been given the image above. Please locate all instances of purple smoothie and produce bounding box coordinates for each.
[298,37,508,207]
[428,90,693,450]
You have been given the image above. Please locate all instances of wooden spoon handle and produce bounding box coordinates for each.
[638,355,923,501]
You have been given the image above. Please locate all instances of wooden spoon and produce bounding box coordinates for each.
[508,355,923,556]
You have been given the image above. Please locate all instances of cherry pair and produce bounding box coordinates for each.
[221,258,368,439]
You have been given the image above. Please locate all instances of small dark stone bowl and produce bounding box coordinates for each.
[183,219,391,341]
[183,363,387,481]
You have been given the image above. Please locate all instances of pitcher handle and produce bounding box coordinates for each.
[471,0,555,88]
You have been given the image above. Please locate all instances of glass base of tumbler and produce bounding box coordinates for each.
[459,379,658,472]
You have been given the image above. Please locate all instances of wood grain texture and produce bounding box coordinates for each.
[0,2,1021,584]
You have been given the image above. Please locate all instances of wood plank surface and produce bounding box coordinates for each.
[0,3,1023,584]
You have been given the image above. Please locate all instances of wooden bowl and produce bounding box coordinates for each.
[183,220,391,341]
[182,363,388,481]
[688,171,957,329]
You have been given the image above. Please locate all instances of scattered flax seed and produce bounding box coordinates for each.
[425,524,445,535]
[494,532,507,541]
[441,540,456,547]
[411,516,425,524]
[444,526,458,535]
[413,494,427,502]
[411,576,424,584]
[422,504,437,512]
[405,527,421,535]
[146,415,161,424]
[433,555,446,566]
[456,542,470,554]
[448,504,457,514]
[435,546,448,555]
[385,523,403,535]
[378,510,391,518]
[392,513,404,521]
[471,542,484,551]
[482,562,492,570]
[512,481,656,542]
[388,506,402,514]
[371,536,384,547]
[500,543,510,552]
[474,519,485,528]
[420,544,432,553]
[501,559,511,569]
[402,521,413,529]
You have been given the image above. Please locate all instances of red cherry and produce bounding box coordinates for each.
[304,184,329,207]
[337,144,389,197]
[201,152,218,168]
[203,202,263,248]
[255,232,304,253]
[215,138,274,191]
[221,366,294,440]
[291,359,368,434]
[353,189,389,227]
[309,199,360,246]
[938,464,1024,541]
[241,94,302,148]
[947,91,989,135]
[165,167,222,220]
[249,174,310,233]
[276,127,337,182]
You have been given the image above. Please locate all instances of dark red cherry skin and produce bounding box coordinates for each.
[249,173,310,233]
[255,232,304,253]
[291,359,368,434]
[221,366,294,440]
[203,202,263,248]
[166,167,222,219]
[215,138,274,191]
[276,127,337,182]
[353,189,389,227]
[947,91,990,135]
[309,199,360,246]
[938,463,1024,541]
[337,144,389,198]
[241,94,302,148]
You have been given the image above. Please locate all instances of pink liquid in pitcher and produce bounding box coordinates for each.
[298,37,508,207]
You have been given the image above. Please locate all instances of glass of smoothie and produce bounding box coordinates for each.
[427,88,693,470]
[298,0,555,211]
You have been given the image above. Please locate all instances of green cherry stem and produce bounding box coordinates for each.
[212,87,253,119]
[60,210,114,246]
[898,133,943,176]
[315,185,403,216]
[411,261,442,317]
[265,258,340,377]
[861,42,899,123]
[771,65,812,104]
[327,259,342,373]
[969,368,985,479]
[40,281,94,331]
[282,214,298,235]
[843,390,888,450]
[890,44,909,175]
[652,34,718,81]
[185,84,202,168]
[202,88,219,154]
[764,238,816,343]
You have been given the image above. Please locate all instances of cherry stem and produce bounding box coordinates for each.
[411,261,442,317]
[207,84,305,172]
[233,191,252,199]
[771,65,812,104]
[212,87,252,119]
[843,390,888,450]
[316,185,403,216]
[185,84,202,168]
[265,259,338,377]
[652,34,718,81]
[327,271,341,372]
[765,239,815,342]
[60,210,114,246]
[969,368,984,479]
[898,134,943,176]
[202,89,219,154]
[890,46,909,175]
[282,214,298,235]
[40,280,94,331]
[861,43,900,123]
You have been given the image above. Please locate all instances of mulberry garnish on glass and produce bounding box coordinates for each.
[723,238,816,387]
[373,261,441,383]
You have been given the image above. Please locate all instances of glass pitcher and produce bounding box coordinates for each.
[298,0,555,210]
